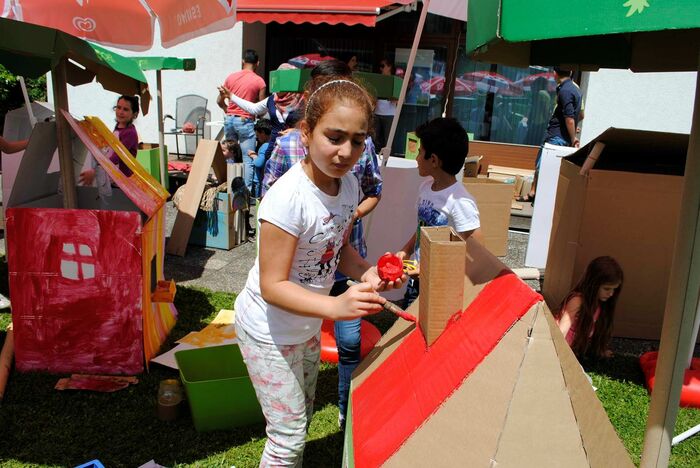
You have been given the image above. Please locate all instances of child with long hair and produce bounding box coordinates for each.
[80,94,140,187]
[555,256,624,359]
[234,75,405,466]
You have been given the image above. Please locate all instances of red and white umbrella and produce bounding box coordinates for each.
[462,70,522,96]
[420,76,477,96]
[514,72,556,92]
[1,0,237,51]
[287,53,337,69]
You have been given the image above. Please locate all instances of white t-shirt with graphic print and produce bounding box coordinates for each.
[413,178,480,262]
[235,162,360,345]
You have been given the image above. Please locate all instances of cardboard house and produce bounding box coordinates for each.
[343,230,633,467]
[6,113,177,374]
[543,128,687,340]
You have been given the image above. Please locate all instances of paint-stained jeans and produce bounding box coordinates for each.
[235,322,321,468]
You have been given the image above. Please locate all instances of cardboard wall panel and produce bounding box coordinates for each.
[463,178,514,257]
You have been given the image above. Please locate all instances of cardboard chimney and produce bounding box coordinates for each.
[418,226,466,346]
[343,238,633,468]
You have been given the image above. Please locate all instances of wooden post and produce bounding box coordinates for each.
[418,226,466,346]
[156,70,168,187]
[641,51,700,467]
[51,58,77,209]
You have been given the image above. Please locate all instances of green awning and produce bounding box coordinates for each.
[466,0,700,72]
[0,17,151,113]
[133,56,196,72]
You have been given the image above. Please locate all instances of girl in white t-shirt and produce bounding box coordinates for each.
[234,76,406,466]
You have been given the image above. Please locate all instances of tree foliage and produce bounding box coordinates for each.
[0,64,47,131]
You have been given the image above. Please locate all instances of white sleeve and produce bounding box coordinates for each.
[450,195,481,232]
[229,94,268,117]
[258,185,305,238]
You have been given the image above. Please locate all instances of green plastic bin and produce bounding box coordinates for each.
[175,344,263,432]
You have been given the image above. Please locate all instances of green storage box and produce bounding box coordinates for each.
[269,69,403,99]
[269,68,312,93]
[405,132,421,160]
[353,72,403,99]
[175,344,264,432]
[136,143,169,190]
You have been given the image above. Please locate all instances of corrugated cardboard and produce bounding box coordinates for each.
[418,227,465,346]
[463,178,514,257]
[346,238,633,467]
[543,128,687,339]
[166,140,226,256]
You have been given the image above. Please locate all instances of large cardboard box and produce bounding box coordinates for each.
[269,69,403,99]
[189,192,237,250]
[269,68,312,93]
[543,128,688,340]
[463,178,514,257]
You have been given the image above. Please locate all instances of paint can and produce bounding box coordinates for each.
[157,378,183,421]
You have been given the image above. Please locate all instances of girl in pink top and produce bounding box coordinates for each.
[555,256,624,359]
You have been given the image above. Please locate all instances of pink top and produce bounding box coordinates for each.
[223,69,266,118]
[562,295,601,346]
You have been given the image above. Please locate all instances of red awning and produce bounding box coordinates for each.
[237,0,415,27]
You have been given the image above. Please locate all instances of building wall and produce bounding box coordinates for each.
[48,22,267,148]
[580,69,697,144]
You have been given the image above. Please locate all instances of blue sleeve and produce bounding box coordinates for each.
[559,87,577,118]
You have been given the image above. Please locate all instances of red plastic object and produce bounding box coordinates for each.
[320,319,382,364]
[377,253,403,282]
[640,351,700,408]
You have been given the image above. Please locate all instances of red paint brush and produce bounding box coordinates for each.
[346,280,417,323]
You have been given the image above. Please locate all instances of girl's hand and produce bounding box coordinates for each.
[333,282,385,320]
[361,263,407,292]
[79,168,96,186]
[247,150,257,159]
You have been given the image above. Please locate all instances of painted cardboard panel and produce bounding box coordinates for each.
[463,178,514,257]
[63,111,169,218]
[6,208,144,374]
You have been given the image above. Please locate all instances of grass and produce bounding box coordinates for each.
[0,280,698,466]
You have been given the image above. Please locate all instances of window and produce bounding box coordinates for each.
[453,48,557,146]
[60,242,96,281]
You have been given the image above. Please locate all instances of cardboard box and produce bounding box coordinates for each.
[136,143,168,190]
[463,178,515,257]
[543,128,688,340]
[345,238,633,467]
[269,68,312,93]
[189,192,237,250]
[463,155,482,177]
[269,69,403,99]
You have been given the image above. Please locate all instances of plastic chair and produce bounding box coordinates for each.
[163,94,208,159]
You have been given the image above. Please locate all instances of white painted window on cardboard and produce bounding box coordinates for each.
[60,242,95,280]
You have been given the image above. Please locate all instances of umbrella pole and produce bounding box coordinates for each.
[51,58,77,209]
[641,52,700,468]
[156,70,167,188]
[380,0,430,165]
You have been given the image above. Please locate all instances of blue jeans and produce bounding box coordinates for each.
[534,135,569,171]
[402,277,420,310]
[330,280,360,425]
[224,115,256,194]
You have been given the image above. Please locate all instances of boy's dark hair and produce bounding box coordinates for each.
[254,118,272,135]
[243,49,259,64]
[553,66,572,77]
[310,59,351,78]
[415,117,469,175]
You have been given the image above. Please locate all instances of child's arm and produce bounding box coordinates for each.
[228,93,267,117]
[457,227,483,244]
[259,221,385,320]
[0,136,28,154]
[557,295,582,338]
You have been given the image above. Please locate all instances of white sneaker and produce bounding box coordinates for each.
[0,294,10,310]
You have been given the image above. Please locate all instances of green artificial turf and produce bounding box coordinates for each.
[0,280,698,466]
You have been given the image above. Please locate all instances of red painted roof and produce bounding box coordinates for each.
[352,271,542,468]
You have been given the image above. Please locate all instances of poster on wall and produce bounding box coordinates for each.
[395,48,434,107]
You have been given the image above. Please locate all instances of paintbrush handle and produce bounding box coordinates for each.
[345,280,417,322]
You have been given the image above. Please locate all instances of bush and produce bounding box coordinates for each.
[0,64,47,132]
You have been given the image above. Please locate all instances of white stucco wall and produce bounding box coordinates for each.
[580,69,697,144]
[48,22,266,148]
